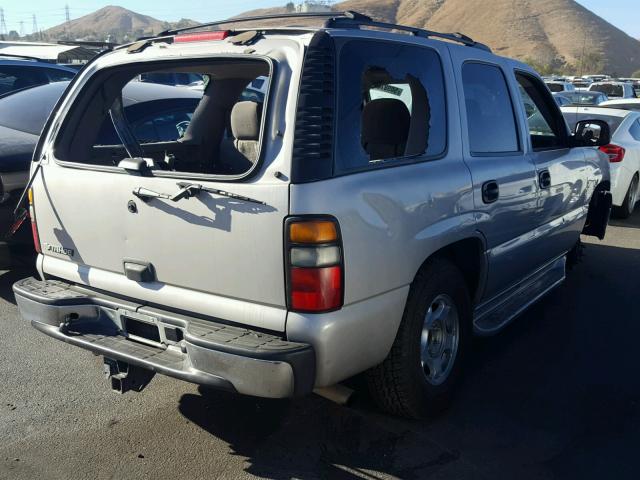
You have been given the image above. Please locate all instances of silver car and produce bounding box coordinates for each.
[13,11,613,418]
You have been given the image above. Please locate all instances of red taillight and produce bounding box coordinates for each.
[290,266,342,312]
[286,218,343,313]
[28,188,41,254]
[599,144,626,163]
[174,31,229,43]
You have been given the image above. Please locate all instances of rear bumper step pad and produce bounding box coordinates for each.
[13,277,315,398]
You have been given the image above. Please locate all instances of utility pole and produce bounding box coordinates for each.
[0,8,7,38]
[64,3,71,39]
[19,20,25,37]
[32,14,38,39]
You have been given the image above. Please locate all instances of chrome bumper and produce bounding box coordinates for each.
[13,277,315,398]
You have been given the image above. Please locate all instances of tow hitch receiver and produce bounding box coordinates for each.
[103,357,155,394]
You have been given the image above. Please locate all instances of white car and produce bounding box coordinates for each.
[588,82,637,99]
[545,81,575,93]
[562,107,640,217]
[600,98,640,112]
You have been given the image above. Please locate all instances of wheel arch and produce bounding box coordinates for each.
[414,235,488,306]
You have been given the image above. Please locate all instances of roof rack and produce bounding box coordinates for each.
[324,14,491,52]
[158,10,489,51]
[159,11,370,36]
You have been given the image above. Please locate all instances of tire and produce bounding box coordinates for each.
[613,174,639,219]
[366,257,472,419]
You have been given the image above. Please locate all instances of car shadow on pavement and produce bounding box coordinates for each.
[0,266,35,305]
[609,208,640,229]
[179,242,640,480]
[179,385,465,479]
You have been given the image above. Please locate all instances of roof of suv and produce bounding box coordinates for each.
[120,10,492,55]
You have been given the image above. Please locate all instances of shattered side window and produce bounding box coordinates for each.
[335,40,446,171]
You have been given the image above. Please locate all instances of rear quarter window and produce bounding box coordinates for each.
[334,40,447,173]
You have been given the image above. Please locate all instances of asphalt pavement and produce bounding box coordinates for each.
[1,210,639,480]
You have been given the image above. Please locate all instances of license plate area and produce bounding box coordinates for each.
[119,310,163,348]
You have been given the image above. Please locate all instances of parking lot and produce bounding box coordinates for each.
[0,210,636,480]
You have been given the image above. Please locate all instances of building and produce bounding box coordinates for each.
[296,1,334,13]
[0,40,95,64]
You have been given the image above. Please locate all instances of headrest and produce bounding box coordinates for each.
[362,98,411,147]
[231,101,262,141]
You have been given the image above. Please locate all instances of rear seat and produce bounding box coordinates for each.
[361,98,411,160]
[218,101,262,174]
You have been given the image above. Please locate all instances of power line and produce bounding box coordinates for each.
[32,14,38,36]
[65,3,71,23]
[18,20,24,37]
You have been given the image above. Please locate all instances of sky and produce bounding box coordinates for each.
[0,0,638,38]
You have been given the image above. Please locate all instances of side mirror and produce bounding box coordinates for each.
[571,119,611,147]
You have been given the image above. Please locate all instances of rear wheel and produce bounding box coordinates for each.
[367,258,471,418]
[613,174,639,219]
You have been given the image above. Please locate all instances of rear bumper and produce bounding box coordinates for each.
[13,277,315,398]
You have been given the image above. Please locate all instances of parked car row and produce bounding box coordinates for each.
[544,74,639,98]
[562,106,640,218]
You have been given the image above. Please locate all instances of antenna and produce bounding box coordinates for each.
[0,8,7,37]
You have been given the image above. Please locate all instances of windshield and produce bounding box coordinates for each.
[0,81,68,135]
[546,83,565,92]
[563,92,604,105]
[590,84,623,97]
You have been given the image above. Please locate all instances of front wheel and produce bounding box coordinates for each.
[367,258,471,418]
[613,174,639,219]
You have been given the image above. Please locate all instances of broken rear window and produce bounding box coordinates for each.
[53,58,271,178]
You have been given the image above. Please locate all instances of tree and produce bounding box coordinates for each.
[578,52,605,75]
[633,70,640,78]
[285,2,296,12]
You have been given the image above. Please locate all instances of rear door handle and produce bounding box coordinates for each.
[482,180,500,204]
[539,170,551,189]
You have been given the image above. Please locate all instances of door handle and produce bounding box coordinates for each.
[482,180,500,204]
[539,170,551,189]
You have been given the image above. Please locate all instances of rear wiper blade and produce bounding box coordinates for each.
[178,183,267,205]
[133,182,266,205]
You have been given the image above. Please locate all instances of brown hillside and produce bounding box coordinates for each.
[42,6,198,42]
[240,0,640,75]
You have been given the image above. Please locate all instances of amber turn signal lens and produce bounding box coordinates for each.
[28,188,33,205]
[289,220,338,244]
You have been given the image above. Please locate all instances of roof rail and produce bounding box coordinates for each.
[325,15,491,52]
[159,11,372,36]
[156,10,489,52]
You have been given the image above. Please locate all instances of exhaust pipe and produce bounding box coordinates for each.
[313,384,355,406]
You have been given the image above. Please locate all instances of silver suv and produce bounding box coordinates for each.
[13,12,613,418]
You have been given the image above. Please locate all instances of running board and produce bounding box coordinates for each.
[473,256,566,335]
